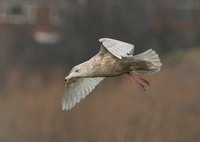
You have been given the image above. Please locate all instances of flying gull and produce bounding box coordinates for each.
[62,38,162,110]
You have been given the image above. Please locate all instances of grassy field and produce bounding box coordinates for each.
[1,48,200,142]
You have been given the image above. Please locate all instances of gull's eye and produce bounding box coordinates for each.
[75,69,79,72]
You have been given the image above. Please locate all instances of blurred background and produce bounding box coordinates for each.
[0,0,200,141]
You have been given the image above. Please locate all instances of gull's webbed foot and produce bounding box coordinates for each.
[127,72,146,91]
[128,66,150,91]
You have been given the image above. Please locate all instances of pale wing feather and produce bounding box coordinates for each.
[99,38,134,59]
[62,77,105,110]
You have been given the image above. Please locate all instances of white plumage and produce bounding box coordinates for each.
[62,77,104,110]
[99,38,134,59]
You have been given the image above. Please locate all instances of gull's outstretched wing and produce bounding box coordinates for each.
[62,77,105,110]
[99,38,134,59]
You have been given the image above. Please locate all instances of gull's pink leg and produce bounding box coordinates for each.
[128,72,145,91]
[131,67,150,86]
[138,75,150,86]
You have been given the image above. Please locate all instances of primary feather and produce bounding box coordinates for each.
[62,77,105,110]
[99,38,134,59]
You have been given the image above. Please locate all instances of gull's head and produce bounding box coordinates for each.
[64,63,88,81]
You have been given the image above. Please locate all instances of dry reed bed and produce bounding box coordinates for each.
[0,59,200,142]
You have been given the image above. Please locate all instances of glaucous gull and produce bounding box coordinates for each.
[62,38,162,110]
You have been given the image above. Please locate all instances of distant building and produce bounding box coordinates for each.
[0,0,71,44]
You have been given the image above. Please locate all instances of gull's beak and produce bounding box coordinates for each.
[64,75,72,81]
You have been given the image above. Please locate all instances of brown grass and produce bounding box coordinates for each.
[1,50,200,142]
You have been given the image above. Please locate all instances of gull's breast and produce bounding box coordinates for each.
[91,56,130,77]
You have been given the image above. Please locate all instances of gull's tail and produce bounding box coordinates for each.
[132,49,162,74]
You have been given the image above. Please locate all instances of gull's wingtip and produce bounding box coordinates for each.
[62,102,74,111]
[62,104,66,111]
[99,38,109,42]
